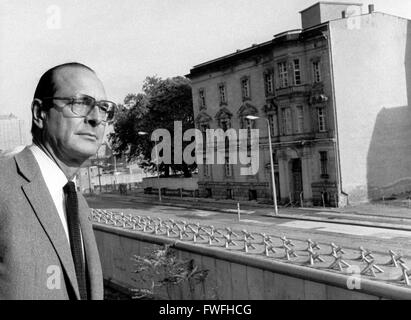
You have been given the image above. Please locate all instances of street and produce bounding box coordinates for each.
[87,194,411,258]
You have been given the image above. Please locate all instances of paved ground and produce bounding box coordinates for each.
[96,190,411,220]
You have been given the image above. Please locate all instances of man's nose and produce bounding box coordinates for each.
[85,106,102,126]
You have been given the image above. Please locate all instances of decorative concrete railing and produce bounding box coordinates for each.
[91,209,411,300]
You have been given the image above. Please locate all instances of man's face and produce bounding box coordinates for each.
[42,67,107,165]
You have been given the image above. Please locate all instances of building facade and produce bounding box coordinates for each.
[0,113,29,153]
[188,2,411,206]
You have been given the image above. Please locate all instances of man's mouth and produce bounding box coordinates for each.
[77,132,98,140]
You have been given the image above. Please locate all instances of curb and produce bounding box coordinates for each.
[297,206,411,221]
[263,213,411,232]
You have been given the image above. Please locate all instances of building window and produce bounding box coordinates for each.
[268,113,279,137]
[273,152,278,164]
[244,117,254,140]
[241,77,251,100]
[244,118,253,131]
[317,107,326,132]
[282,108,292,135]
[293,59,301,85]
[278,61,288,88]
[226,189,233,200]
[320,151,328,176]
[224,156,232,177]
[312,61,321,83]
[249,189,257,201]
[200,123,209,132]
[203,163,210,177]
[218,83,227,105]
[242,117,254,156]
[220,118,231,150]
[264,71,274,95]
[295,106,304,134]
[244,117,253,137]
[220,118,230,131]
[198,88,206,109]
[199,123,209,154]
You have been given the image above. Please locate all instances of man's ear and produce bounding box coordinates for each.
[31,99,47,130]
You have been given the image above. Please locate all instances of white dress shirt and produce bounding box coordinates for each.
[29,144,70,243]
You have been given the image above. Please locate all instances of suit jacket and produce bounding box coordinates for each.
[0,147,103,300]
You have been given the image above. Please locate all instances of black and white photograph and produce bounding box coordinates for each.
[1,0,411,306]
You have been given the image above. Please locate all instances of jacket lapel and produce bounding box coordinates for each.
[78,195,104,300]
[15,148,80,300]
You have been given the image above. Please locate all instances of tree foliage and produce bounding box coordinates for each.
[109,75,195,177]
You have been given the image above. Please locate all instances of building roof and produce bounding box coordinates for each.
[191,39,274,70]
[187,23,327,78]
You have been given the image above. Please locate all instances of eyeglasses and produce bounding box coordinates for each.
[41,95,117,122]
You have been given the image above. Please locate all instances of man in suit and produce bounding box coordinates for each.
[0,62,116,299]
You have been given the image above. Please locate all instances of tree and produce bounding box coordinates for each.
[109,76,196,177]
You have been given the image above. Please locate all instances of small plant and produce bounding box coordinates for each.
[131,244,209,299]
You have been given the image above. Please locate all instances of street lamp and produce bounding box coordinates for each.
[112,152,117,190]
[138,131,162,202]
[245,115,278,216]
[95,150,102,193]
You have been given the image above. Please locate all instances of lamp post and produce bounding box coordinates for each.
[246,115,278,216]
[87,165,93,194]
[112,152,119,191]
[138,131,162,202]
[96,151,102,193]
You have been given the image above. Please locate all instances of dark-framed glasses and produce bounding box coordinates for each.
[41,95,117,122]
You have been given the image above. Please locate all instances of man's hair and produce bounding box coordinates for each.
[31,62,95,137]
[33,62,95,100]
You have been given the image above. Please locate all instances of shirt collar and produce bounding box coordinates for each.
[29,144,69,191]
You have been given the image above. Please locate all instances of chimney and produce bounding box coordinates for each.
[368,4,374,13]
[341,10,346,18]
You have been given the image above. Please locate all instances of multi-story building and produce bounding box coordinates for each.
[0,113,29,153]
[187,2,411,206]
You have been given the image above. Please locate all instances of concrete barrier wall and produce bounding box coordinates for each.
[94,224,411,300]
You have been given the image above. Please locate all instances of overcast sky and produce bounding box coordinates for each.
[1,0,411,135]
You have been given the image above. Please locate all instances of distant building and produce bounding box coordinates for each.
[187,2,411,206]
[0,113,29,153]
[75,142,151,193]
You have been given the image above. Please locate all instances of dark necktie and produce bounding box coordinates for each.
[63,181,88,300]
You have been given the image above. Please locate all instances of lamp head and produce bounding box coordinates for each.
[245,115,259,120]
